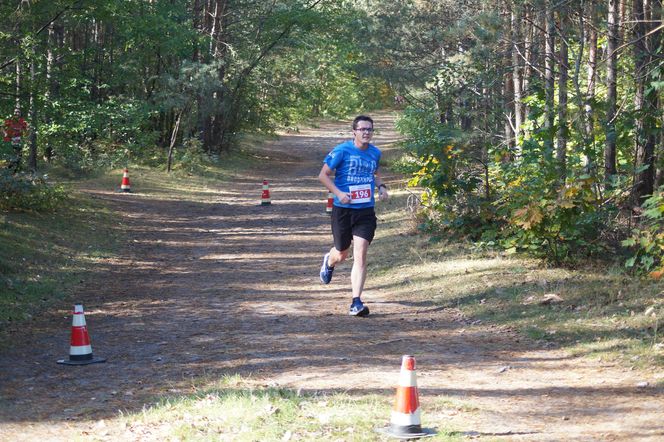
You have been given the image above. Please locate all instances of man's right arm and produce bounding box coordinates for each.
[319,163,340,196]
[319,163,350,204]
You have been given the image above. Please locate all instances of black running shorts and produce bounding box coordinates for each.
[331,206,377,251]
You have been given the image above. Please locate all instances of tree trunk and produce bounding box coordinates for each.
[45,22,64,163]
[522,5,534,127]
[503,59,515,152]
[511,6,523,145]
[199,0,229,153]
[585,1,598,144]
[208,0,219,57]
[557,7,569,179]
[605,0,619,183]
[167,110,183,173]
[544,1,555,160]
[27,53,37,171]
[619,0,628,41]
[192,0,201,62]
[92,18,100,101]
[15,57,21,110]
[632,0,656,204]
[571,1,590,170]
[656,1,664,188]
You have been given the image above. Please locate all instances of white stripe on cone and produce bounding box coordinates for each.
[72,310,86,326]
[70,344,93,355]
[391,408,422,426]
[399,369,418,387]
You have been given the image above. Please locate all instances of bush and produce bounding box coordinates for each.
[623,187,664,278]
[41,96,158,172]
[170,137,211,174]
[0,170,68,212]
[494,172,610,263]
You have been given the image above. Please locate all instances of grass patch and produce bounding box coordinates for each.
[115,375,462,441]
[372,191,664,370]
[0,189,120,338]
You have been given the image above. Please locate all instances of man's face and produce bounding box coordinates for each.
[353,121,374,146]
[13,110,20,118]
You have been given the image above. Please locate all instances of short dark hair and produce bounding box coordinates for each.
[352,115,373,130]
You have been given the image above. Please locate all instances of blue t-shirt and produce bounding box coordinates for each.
[323,140,381,209]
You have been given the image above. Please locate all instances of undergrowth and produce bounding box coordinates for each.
[0,187,119,339]
[374,189,664,370]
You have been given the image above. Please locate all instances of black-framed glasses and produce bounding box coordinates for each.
[354,127,374,133]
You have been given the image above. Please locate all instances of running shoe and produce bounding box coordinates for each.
[349,299,370,317]
[319,252,334,284]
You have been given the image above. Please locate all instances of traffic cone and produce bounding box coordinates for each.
[57,304,106,366]
[120,168,131,192]
[261,179,271,205]
[325,191,333,214]
[377,355,435,439]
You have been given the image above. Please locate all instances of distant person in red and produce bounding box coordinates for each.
[3,108,28,172]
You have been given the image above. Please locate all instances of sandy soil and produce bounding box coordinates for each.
[1,112,663,441]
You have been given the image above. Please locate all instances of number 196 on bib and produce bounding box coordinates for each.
[349,184,372,204]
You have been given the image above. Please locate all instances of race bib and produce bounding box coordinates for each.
[11,137,21,145]
[349,184,372,204]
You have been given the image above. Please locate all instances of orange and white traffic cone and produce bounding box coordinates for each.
[57,304,106,365]
[325,191,333,214]
[261,179,271,205]
[377,355,435,439]
[120,168,131,192]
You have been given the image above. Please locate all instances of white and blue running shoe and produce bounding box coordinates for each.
[349,298,369,317]
[320,253,334,284]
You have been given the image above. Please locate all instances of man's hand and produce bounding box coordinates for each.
[336,191,351,204]
[378,187,389,201]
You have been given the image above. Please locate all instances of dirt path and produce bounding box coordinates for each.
[1,112,663,441]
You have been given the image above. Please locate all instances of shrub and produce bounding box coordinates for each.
[494,173,610,263]
[623,187,664,278]
[171,137,210,174]
[0,170,67,212]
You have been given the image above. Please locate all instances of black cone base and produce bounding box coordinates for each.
[57,356,107,365]
[376,426,436,439]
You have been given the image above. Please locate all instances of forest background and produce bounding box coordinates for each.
[1,1,664,313]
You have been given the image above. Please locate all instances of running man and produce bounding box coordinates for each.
[318,115,389,316]
[3,108,28,173]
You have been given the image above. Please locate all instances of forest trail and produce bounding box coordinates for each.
[1,111,663,441]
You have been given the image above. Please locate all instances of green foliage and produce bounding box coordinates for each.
[492,164,609,263]
[395,106,493,239]
[0,170,67,212]
[396,102,615,264]
[396,107,484,195]
[374,0,659,267]
[42,96,157,171]
[622,187,664,278]
[2,0,391,176]
[170,137,210,174]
